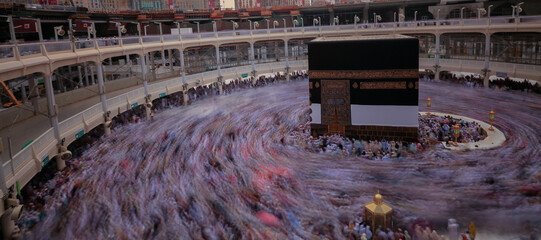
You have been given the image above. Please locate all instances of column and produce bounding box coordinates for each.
[77,65,83,87]
[90,65,96,85]
[215,45,223,94]
[144,99,152,121]
[140,54,150,97]
[250,43,256,77]
[434,33,441,80]
[216,46,222,77]
[168,49,173,72]
[68,65,73,88]
[237,45,244,67]
[183,90,188,106]
[27,75,40,115]
[150,53,157,81]
[83,63,90,86]
[96,62,112,137]
[139,54,152,120]
[161,50,166,68]
[218,81,223,94]
[96,62,108,114]
[44,75,60,144]
[145,52,154,121]
[483,33,491,88]
[20,79,27,103]
[284,40,290,82]
[178,49,189,106]
[180,49,187,87]
[44,75,65,170]
[126,55,132,78]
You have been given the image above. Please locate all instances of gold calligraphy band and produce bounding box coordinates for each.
[309,69,418,79]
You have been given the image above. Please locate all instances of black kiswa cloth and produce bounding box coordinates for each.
[308,35,419,71]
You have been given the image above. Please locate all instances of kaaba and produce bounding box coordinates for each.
[308,35,419,142]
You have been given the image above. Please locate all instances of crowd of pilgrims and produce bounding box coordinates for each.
[489,77,541,94]
[341,218,460,240]
[420,71,541,94]
[437,72,484,88]
[14,71,487,239]
[288,118,484,161]
[419,114,485,143]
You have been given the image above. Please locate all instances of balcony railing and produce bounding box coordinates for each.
[1,15,538,63]
[18,43,42,57]
[44,41,72,53]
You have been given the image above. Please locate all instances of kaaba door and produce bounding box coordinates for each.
[321,80,351,129]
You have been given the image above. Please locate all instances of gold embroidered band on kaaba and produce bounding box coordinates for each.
[309,80,419,90]
[351,81,419,90]
[309,69,418,79]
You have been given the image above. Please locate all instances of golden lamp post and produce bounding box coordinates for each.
[453,124,460,143]
[489,109,495,131]
[427,97,431,116]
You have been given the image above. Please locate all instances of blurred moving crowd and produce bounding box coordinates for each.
[420,71,541,94]
[13,71,500,240]
[489,78,541,94]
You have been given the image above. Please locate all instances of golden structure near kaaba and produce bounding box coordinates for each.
[364,192,393,234]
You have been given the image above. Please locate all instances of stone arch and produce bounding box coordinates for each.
[253,39,286,64]
[490,32,541,65]
[218,42,251,69]
[404,34,437,58]
[0,72,49,130]
[441,32,486,60]
[0,71,47,106]
[288,38,314,61]
[50,60,102,94]
[183,45,218,74]
[141,48,181,82]
[99,54,142,82]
